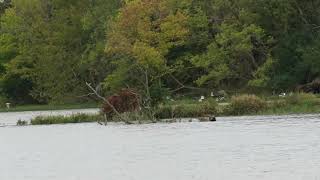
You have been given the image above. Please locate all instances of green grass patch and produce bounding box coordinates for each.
[226,94,267,116]
[155,98,218,119]
[30,113,103,125]
[259,93,320,115]
[259,103,320,115]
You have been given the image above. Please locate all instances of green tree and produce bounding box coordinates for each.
[105,0,190,106]
[190,0,273,90]
[0,0,120,103]
[0,6,35,103]
[248,0,320,90]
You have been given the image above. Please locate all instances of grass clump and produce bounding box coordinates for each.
[155,99,217,119]
[227,94,267,115]
[31,113,103,125]
[261,93,320,115]
[285,93,319,105]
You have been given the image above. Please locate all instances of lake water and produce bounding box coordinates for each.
[0,113,320,180]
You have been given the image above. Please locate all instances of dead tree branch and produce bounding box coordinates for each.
[169,74,204,93]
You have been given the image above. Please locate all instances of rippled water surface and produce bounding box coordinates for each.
[1,114,320,180]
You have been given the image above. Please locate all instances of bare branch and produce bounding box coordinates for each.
[169,74,204,93]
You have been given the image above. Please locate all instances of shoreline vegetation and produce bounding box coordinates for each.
[16,93,320,126]
[2,0,320,129]
[1,0,320,116]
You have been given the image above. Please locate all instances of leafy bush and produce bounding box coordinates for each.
[31,113,103,125]
[228,94,267,115]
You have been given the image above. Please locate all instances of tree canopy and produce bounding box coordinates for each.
[1,0,320,104]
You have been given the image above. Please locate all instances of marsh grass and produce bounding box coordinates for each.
[31,113,103,125]
[259,93,320,115]
[223,93,320,116]
[284,93,318,105]
[226,94,267,115]
[28,93,320,125]
[259,103,320,115]
[155,99,217,119]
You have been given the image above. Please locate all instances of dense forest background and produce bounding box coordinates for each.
[0,0,320,105]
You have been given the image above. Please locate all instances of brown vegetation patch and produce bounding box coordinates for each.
[102,89,140,117]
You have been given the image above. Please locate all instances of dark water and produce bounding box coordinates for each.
[1,114,320,180]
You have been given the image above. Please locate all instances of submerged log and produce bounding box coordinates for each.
[209,116,217,122]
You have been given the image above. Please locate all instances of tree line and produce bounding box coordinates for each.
[1,0,320,105]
